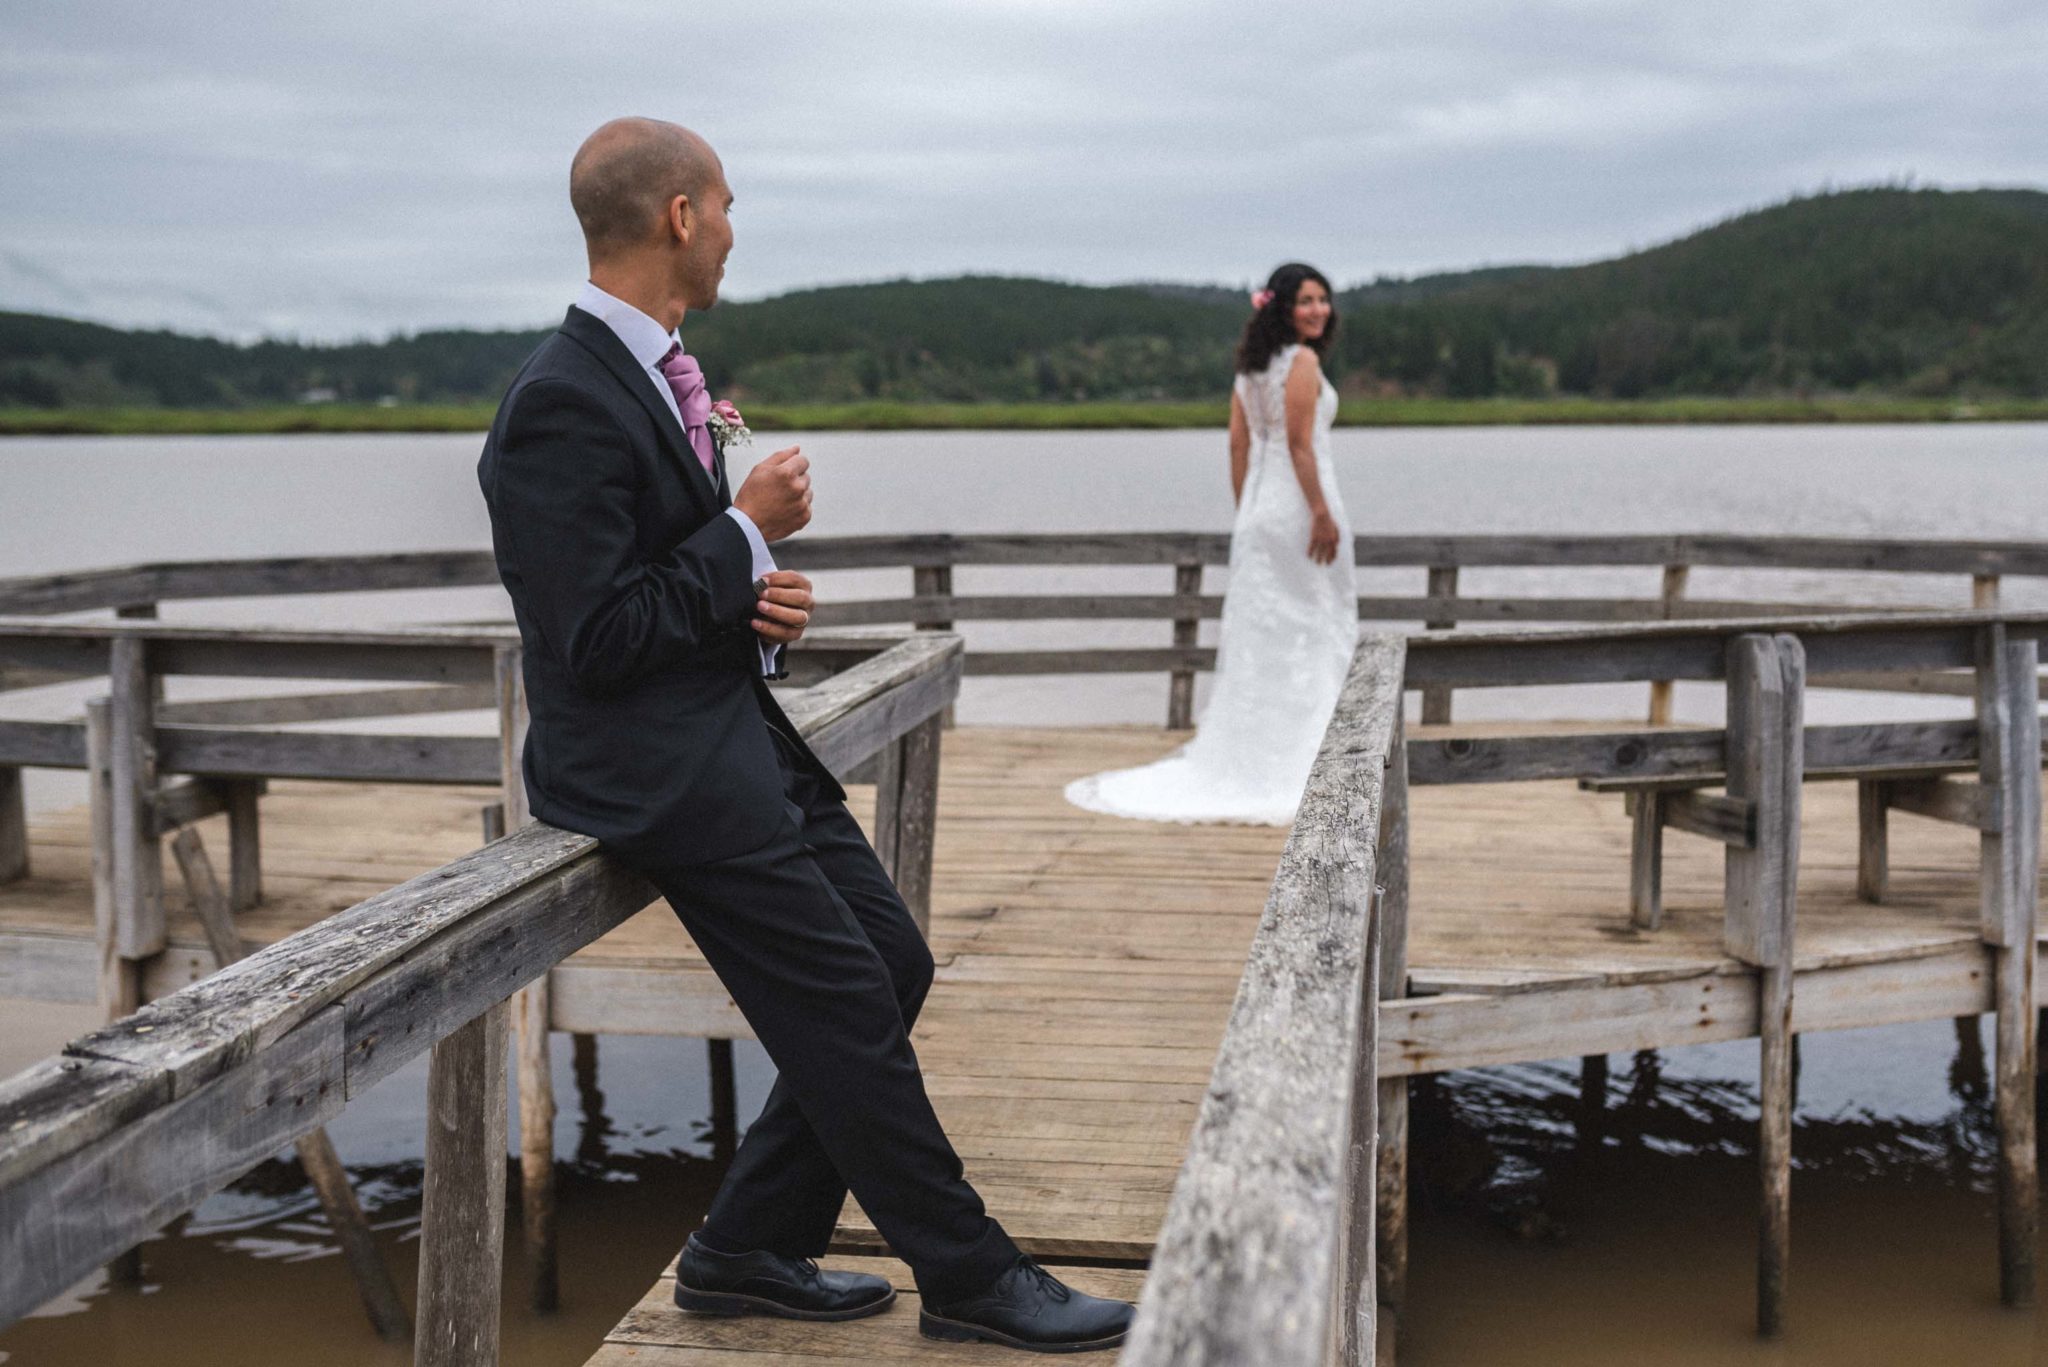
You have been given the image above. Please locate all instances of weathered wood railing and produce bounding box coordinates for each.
[1124,632,1406,1367]
[6,535,2047,731]
[1129,610,2045,1364]
[0,631,963,1364]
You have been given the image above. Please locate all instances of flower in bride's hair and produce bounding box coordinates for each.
[1250,289,1274,310]
[707,398,752,452]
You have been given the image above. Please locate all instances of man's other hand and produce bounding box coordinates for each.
[751,569,814,646]
[733,446,812,541]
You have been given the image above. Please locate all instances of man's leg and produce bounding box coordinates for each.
[701,776,936,1259]
[643,799,1015,1304]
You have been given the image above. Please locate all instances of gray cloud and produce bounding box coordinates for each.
[2,0,2041,339]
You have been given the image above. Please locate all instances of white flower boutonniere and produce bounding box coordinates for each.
[706,398,753,454]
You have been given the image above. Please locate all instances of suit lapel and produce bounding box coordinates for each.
[558,307,722,509]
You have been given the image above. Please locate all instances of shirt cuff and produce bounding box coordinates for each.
[723,507,781,677]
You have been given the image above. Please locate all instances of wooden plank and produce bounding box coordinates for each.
[1123,634,1403,1367]
[1755,635,1804,1339]
[965,647,1215,677]
[546,963,749,1037]
[0,766,24,883]
[1662,791,1755,847]
[157,682,498,725]
[1410,729,1726,787]
[108,637,163,960]
[0,551,498,614]
[0,1006,346,1327]
[1421,565,1459,725]
[894,716,942,937]
[414,1000,509,1367]
[0,719,88,768]
[1884,776,1999,831]
[156,727,502,784]
[1629,790,1663,929]
[1168,562,1202,730]
[226,780,262,911]
[1857,780,1888,903]
[1374,711,1409,1361]
[1380,945,1995,1076]
[1648,563,1690,724]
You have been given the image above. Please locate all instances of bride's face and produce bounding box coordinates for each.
[1290,281,1332,343]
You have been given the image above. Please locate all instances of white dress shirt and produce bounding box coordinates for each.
[571,280,779,676]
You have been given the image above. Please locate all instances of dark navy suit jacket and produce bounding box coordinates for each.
[477,305,842,866]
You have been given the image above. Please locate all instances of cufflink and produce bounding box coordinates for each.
[752,577,769,598]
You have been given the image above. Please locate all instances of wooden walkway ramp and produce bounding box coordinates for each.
[0,721,2016,1364]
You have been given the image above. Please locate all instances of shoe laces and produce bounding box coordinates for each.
[1013,1255,1071,1303]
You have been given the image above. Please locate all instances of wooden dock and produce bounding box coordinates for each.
[7,719,2021,1362]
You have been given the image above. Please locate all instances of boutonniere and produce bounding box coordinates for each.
[706,398,752,454]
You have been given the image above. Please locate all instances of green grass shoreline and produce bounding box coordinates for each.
[3,395,2045,436]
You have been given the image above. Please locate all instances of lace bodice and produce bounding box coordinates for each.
[1234,343,1337,446]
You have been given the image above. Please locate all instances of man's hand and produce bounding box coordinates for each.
[751,569,814,647]
[733,446,812,542]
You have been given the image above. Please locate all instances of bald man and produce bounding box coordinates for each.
[476,119,1133,1353]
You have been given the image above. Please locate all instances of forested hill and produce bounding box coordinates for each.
[2,187,2042,409]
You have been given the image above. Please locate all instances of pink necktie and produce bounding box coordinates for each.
[657,343,718,477]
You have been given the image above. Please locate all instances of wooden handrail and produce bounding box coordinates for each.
[0,632,964,1340]
[1125,633,1406,1366]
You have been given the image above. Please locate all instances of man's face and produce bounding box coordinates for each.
[678,164,735,311]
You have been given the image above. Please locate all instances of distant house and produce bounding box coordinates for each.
[297,386,339,404]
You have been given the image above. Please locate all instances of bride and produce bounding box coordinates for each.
[1065,263,1358,826]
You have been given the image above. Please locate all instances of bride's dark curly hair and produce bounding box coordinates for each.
[1235,262,1338,374]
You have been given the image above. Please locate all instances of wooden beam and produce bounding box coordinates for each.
[1662,791,1756,848]
[1421,566,1459,725]
[1647,563,1690,724]
[1979,627,2040,1308]
[1123,634,1405,1367]
[0,766,24,884]
[1884,776,2000,831]
[1375,711,1410,1361]
[167,826,410,1342]
[1630,790,1664,929]
[226,781,262,911]
[415,1001,509,1367]
[1857,780,1888,903]
[1168,562,1202,730]
[893,716,943,937]
[108,638,163,961]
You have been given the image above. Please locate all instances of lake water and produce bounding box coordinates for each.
[2,423,2047,1365]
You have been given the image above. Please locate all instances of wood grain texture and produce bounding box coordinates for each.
[1124,634,1404,1367]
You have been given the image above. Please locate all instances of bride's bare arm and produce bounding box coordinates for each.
[1228,390,1250,504]
[1284,349,1340,564]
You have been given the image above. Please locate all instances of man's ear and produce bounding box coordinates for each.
[668,194,693,247]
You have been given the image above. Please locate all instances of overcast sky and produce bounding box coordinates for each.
[3,0,2042,341]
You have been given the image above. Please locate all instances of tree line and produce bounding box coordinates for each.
[2,187,2042,410]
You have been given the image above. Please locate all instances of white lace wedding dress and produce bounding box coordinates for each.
[1065,344,1357,825]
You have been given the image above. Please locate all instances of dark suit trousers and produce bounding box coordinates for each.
[633,727,1020,1305]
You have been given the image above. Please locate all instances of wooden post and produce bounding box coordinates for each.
[1856,780,1888,903]
[1342,884,1382,1366]
[169,826,412,1342]
[108,637,164,962]
[913,563,956,728]
[1723,633,1803,1339]
[496,645,558,1315]
[415,1001,510,1367]
[1374,712,1410,1361]
[84,699,143,1286]
[1976,625,2039,1308]
[1973,573,2002,611]
[1629,790,1664,929]
[708,1037,738,1164]
[1648,563,1691,724]
[894,715,943,939]
[1420,567,1458,725]
[225,780,262,911]
[0,765,25,884]
[870,736,904,882]
[1167,560,1203,730]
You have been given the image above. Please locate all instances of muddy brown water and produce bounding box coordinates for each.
[6,424,2048,1363]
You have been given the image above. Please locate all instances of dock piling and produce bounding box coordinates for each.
[1375,710,1411,1361]
[416,1002,510,1367]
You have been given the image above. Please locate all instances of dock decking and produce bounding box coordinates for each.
[1,721,2023,1362]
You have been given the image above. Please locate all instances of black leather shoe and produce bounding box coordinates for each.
[920,1253,1134,1353]
[673,1232,896,1321]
